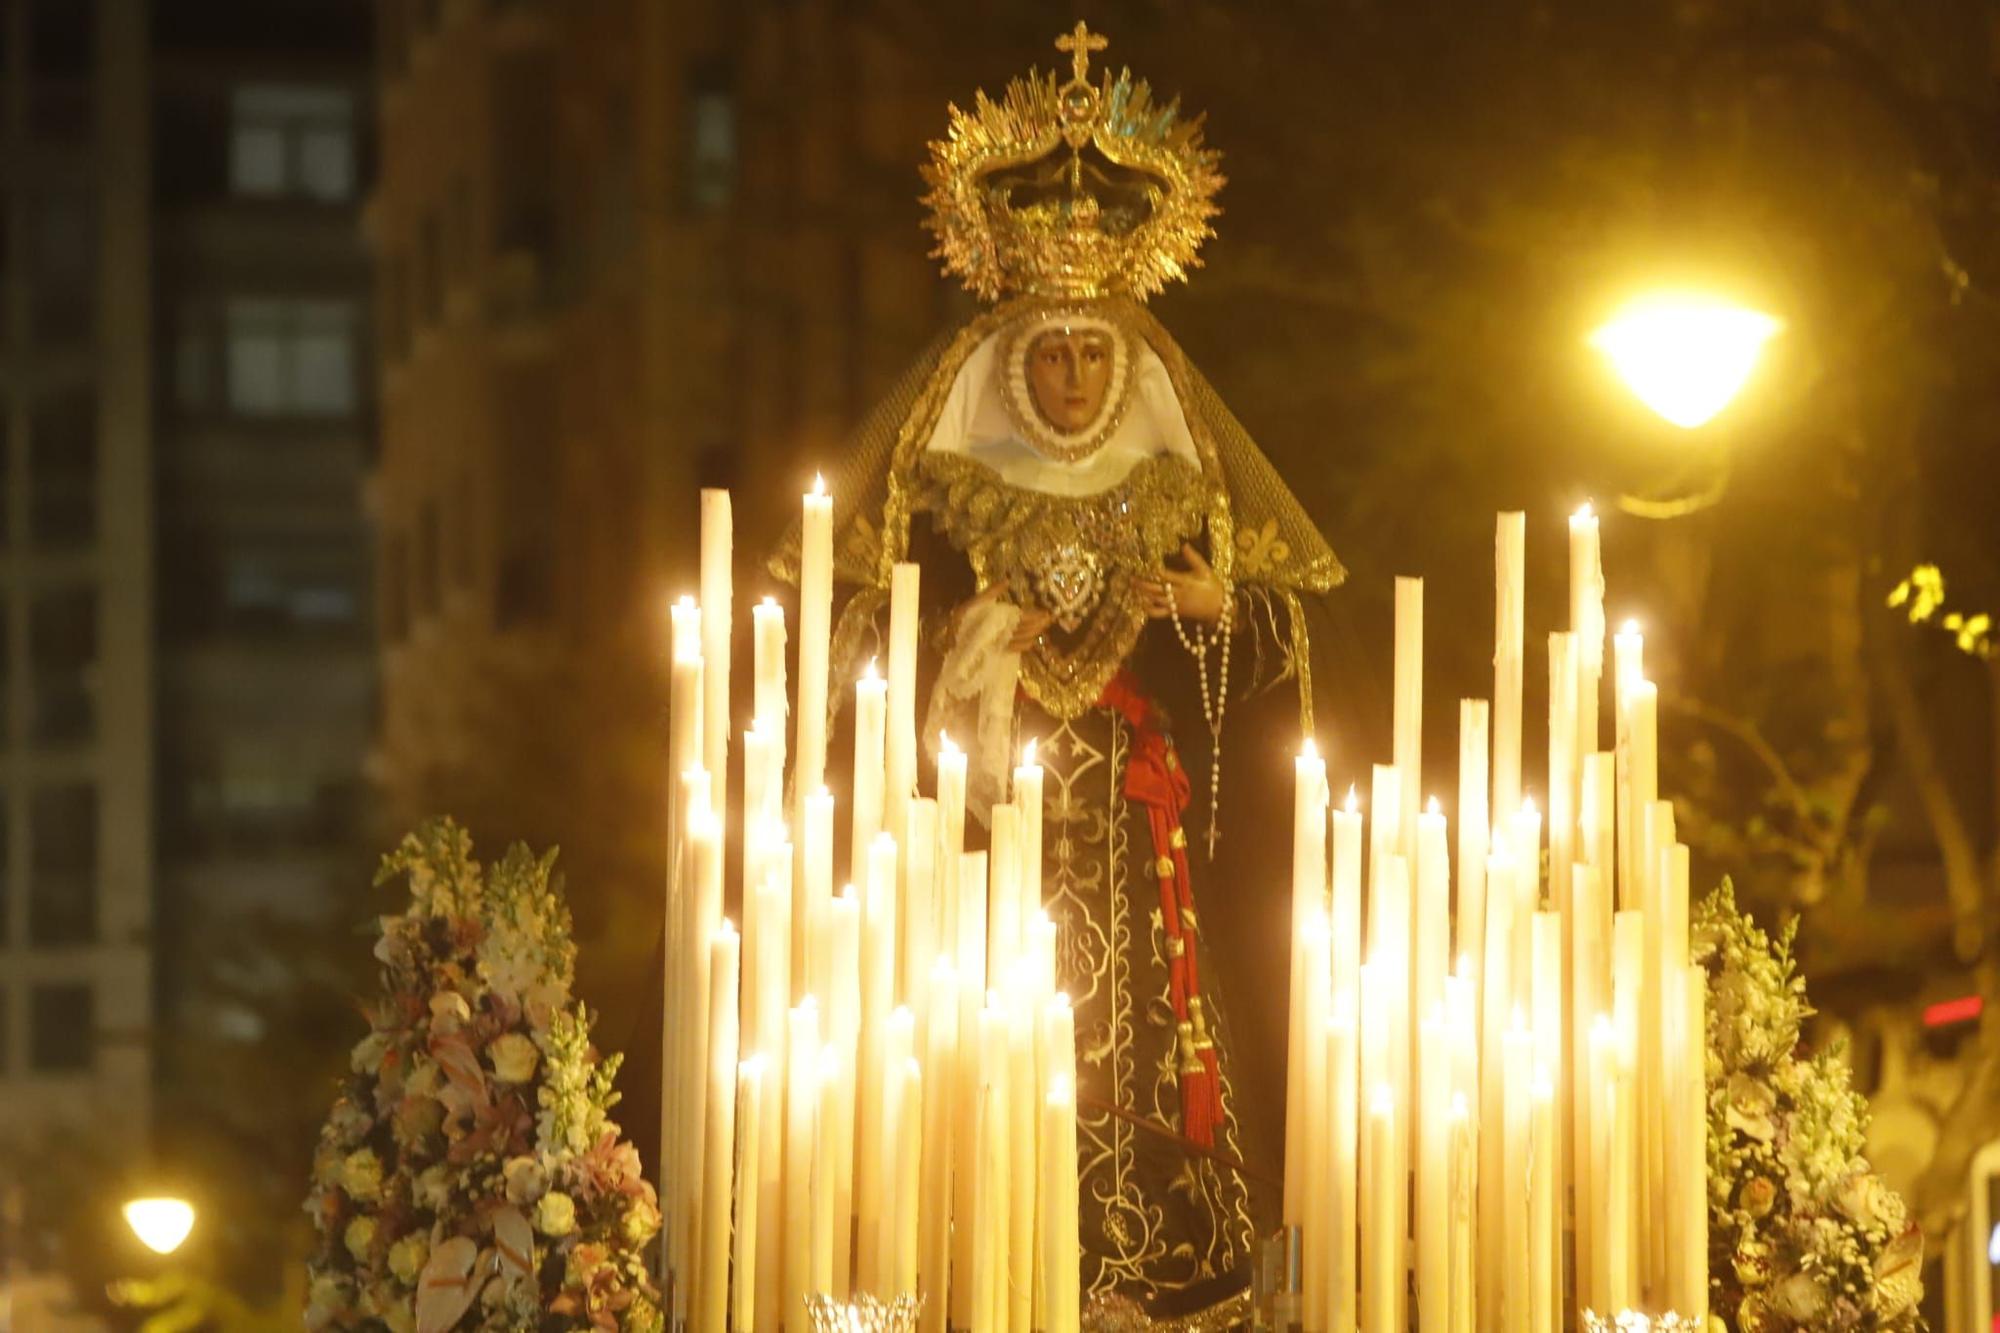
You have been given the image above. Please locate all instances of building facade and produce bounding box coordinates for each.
[366,0,955,1087]
[1,0,375,1321]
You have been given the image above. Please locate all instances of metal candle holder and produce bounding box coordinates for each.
[803,1293,924,1333]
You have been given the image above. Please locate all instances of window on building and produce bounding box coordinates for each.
[27,188,95,344]
[31,585,96,747]
[174,305,216,411]
[30,389,97,550]
[686,68,738,214]
[225,298,357,417]
[491,52,555,261]
[29,784,96,945]
[495,371,556,629]
[29,983,93,1074]
[229,86,356,202]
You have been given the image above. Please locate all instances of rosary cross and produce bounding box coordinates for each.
[1056,22,1108,84]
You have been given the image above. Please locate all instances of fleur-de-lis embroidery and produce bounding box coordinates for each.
[1234,517,1290,575]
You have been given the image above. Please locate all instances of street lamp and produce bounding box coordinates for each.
[122,1197,195,1256]
[1591,292,1781,429]
[1591,291,1782,517]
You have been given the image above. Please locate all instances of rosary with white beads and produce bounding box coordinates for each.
[1164,573,1234,858]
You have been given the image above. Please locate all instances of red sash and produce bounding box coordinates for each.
[1097,670,1224,1149]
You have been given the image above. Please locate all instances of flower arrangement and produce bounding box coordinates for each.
[304,820,664,1332]
[1696,880,1924,1332]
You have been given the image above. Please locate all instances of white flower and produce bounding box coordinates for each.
[329,1098,373,1145]
[350,1030,391,1075]
[535,1190,577,1237]
[304,1274,350,1331]
[503,1155,548,1205]
[1837,1170,1888,1231]
[344,1215,377,1263]
[388,1232,429,1284]
[430,991,472,1032]
[405,1057,443,1099]
[489,1032,541,1084]
[341,1148,384,1202]
[413,1163,452,1212]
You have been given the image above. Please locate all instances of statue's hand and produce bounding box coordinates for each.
[950,579,1052,653]
[1138,544,1229,625]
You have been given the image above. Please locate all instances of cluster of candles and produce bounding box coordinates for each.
[1283,508,1709,1331]
[659,482,1084,1333]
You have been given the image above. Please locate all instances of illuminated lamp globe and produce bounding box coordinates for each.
[123,1197,196,1255]
[1590,293,1781,429]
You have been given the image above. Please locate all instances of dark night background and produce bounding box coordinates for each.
[5,0,2000,1327]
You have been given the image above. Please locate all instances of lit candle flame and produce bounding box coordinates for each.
[1620,618,1642,638]
[1023,739,1038,767]
[1521,794,1538,817]
[863,658,880,681]
[1301,736,1319,762]
[1345,784,1359,813]
[715,919,739,942]
[761,594,777,607]
[939,730,959,755]
[811,472,826,497]
[1574,501,1595,522]
[1370,1083,1396,1116]
[1427,795,1442,816]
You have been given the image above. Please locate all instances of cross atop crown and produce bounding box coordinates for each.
[1056,22,1108,85]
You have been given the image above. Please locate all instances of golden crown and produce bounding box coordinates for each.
[920,24,1225,303]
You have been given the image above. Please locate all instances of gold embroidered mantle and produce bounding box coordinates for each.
[914,452,1212,720]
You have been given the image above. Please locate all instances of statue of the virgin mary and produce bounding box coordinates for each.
[778,25,1341,1318]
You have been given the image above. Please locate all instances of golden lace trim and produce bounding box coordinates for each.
[913,450,1212,720]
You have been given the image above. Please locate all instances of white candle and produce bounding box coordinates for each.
[1005,973,1036,1332]
[1014,744,1044,912]
[1299,916,1332,1333]
[1456,700,1489,999]
[1610,913,1643,1309]
[1287,741,1328,1227]
[1415,799,1450,1063]
[1612,623,1644,913]
[1529,1071,1557,1333]
[750,870,788,1333]
[1531,909,1563,1314]
[1570,504,1604,758]
[1327,992,1359,1333]
[936,736,967,1007]
[696,922,740,1333]
[893,1056,922,1295]
[732,1056,766,1333]
[1362,1084,1399,1333]
[1331,785,1364,1067]
[1395,576,1424,864]
[1502,1021,1533,1333]
[1041,1075,1081,1333]
[1477,833,1513,1316]
[803,788,835,1000]
[1588,1016,1617,1315]
[855,834,899,1290]
[1569,863,1605,1315]
[1493,511,1526,820]
[753,596,789,758]
[871,1009,916,1294]
[1447,1092,1474,1333]
[1549,632,1578,930]
[812,1044,839,1300]
[699,489,732,796]
[784,1000,821,1333]
[1416,1006,1450,1333]
[950,852,990,1333]
[988,802,1022,981]
[886,562,921,840]
[797,477,834,804]
[902,798,939,1014]
[1682,964,1709,1324]
[852,662,887,897]
[971,1003,1010,1333]
[827,888,861,1297]
[918,959,958,1333]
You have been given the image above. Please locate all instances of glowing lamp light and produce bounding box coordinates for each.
[124,1197,195,1255]
[1591,294,1781,429]
[1923,994,1982,1028]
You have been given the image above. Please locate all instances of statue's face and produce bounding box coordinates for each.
[1026,329,1116,434]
